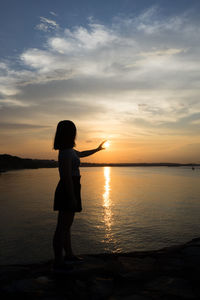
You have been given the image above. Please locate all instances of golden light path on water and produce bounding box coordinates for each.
[103,166,118,251]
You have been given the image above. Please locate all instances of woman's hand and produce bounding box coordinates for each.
[97,140,107,151]
[76,141,108,157]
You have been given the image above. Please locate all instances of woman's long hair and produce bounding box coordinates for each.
[53,120,76,150]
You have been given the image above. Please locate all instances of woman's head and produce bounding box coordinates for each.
[54,120,76,150]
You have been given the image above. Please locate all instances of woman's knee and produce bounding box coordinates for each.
[57,211,75,229]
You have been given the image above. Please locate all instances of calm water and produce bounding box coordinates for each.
[0,166,200,264]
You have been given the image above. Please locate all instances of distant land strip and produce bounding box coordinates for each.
[0,154,199,173]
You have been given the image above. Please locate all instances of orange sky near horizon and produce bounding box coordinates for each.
[1,124,199,164]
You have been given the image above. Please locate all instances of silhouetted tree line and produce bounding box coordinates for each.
[0,154,199,172]
[0,154,58,172]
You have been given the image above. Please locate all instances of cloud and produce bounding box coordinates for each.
[0,122,50,130]
[50,11,58,17]
[0,98,29,108]
[35,17,59,32]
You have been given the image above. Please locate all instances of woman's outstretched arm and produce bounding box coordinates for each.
[75,141,106,158]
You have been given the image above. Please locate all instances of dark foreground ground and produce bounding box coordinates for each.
[1,237,200,300]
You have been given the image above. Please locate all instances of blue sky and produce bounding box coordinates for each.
[1,0,199,59]
[0,0,200,162]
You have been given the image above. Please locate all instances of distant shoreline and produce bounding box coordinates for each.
[0,154,199,173]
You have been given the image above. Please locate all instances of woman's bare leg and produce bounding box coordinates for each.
[63,229,74,257]
[53,211,75,265]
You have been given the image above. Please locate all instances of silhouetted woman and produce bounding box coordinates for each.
[53,120,106,272]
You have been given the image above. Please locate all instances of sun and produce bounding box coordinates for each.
[104,141,110,149]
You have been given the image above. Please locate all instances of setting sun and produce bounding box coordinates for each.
[104,141,110,149]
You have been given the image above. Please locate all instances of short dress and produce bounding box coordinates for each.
[53,148,82,212]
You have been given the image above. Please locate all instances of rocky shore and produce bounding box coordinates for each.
[1,238,200,299]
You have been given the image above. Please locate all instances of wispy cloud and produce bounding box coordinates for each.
[35,16,59,32]
[0,122,50,129]
[50,11,58,17]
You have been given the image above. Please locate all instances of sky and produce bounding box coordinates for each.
[0,0,200,163]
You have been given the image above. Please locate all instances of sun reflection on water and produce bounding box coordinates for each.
[103,167,112,229]
[103,167,118,251]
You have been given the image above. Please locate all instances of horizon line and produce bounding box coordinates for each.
[81,162,200,165]
[1,154,200,166]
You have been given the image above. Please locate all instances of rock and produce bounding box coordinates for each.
[88,277,114,299]
[113,280,140,298]
[118,257,156,280]
[3,278,40,293]
[0,265,30,283]
[186,238,200,247]
[156,257,183,272]
[35,276,52,284]
[182,246,200,257]
[183,256,200,269]
[110,294,150,300]
[104,259,124,276]
[146,276,196,299]
[181,246,200,269]
[75,279,87,289]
